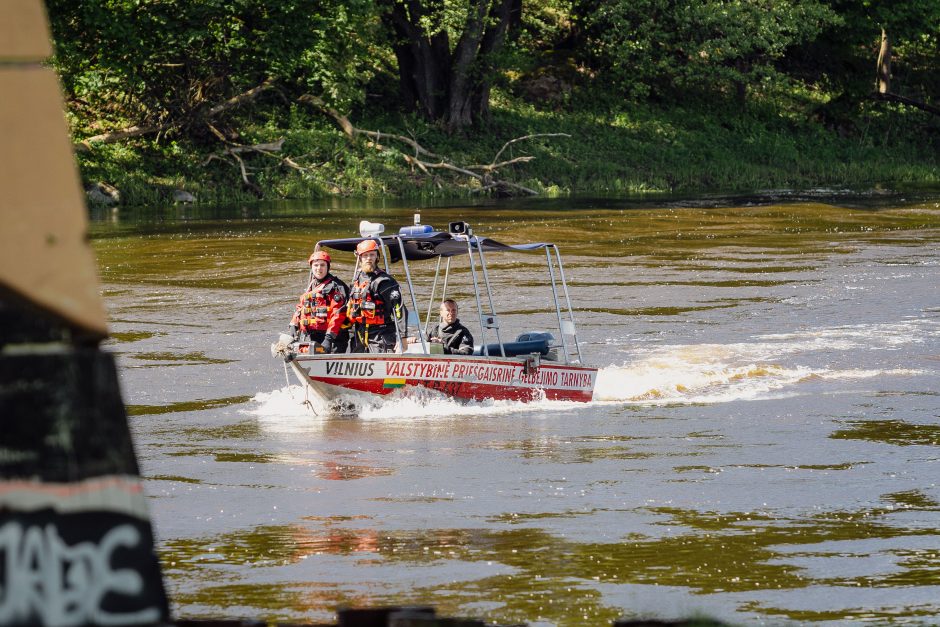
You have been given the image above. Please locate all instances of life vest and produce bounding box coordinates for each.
[347,272,389,326]
[298,277,344,332]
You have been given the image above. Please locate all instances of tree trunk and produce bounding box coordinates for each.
[875,29,891,94]
[445,0,517,130]
[381,0,518,131]
[384,0,451,120]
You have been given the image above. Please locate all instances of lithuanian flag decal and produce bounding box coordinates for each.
[383,378,406,389]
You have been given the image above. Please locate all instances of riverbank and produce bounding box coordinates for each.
[75,92,940,207]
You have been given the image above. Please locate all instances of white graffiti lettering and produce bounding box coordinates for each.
[0,522,161,626]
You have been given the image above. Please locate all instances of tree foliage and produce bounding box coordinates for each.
[579,0,841,101]
[802,0,940,102]
[48,0,379,138]
[44,0,940,167]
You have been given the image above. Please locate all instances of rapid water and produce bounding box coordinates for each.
[91,193,940,626]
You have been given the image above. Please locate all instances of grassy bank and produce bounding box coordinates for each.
[75,91,940,207]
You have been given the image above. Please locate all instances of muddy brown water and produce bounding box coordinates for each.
[91,192,940,626]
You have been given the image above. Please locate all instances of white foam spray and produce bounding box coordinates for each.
[249,319,934,419]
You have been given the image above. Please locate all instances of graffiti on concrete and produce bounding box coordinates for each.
[0,520,162,626]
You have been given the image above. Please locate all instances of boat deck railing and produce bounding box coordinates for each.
[395,221,586,366]
[313,218,588,365]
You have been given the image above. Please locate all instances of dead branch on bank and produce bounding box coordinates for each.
[202,137,289,195]
[74,79,275,152]
[870,91,940,118]
[202,136,347,195]
[299,94,569,196]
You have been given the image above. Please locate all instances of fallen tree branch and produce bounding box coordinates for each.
[298,94,440,158]
[301,94,566,196]
[75,124,168,152]
[297,94,355,137]
[406,156,433,177]
[203,137,349,195]
[224,138,286,155]
[280,155,309,172]
[202,138,285,165]
[359,128,440,159]
[403,155,537,195]
[403,155,483,181]
[74,79,275,152]
[202,138,286,196]
[466,155,534,172]
[491,133,571,165]
[870,91,940,117]
[470,182,538,196]
[204,151,260,195]
[207,78,274,117]
[231,152,251,188]
[205,123,228,142]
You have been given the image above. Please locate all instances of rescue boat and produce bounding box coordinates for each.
[271,218,597,412]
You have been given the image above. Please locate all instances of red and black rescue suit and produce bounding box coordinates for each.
[346,269,405,353]
[289,273,349,353]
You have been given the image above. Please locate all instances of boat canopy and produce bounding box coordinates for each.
[316,232,552,263]
[311,220,585,365]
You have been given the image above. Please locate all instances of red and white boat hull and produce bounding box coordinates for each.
[287,353,597,405]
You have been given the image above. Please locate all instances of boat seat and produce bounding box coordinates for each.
[472,332,556,359]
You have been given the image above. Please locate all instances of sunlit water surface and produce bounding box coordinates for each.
[91,193,940,626]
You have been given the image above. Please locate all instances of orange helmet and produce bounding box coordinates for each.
[309,251,331,265]
[356,239,379,255]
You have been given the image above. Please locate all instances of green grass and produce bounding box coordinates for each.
[76,90,940,207]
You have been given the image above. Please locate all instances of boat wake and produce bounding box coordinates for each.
[250,319,932,419]
[594,357,816,404]
[247,384,582,426]
[250,360,924,423]
[594,322,932,405]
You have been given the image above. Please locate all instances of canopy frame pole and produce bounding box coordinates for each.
[424,255,443,336]
[475,240,505,357]
[377,238,393,275]
[552,244,583,364]
[464,238,489,355]
[545,246,570,365]
[441,257,451,305]
[395,236,427,353]
[344,254,363,351]
[349,255,361,288]
[436,258,452,334]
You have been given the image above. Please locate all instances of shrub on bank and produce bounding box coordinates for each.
[77,92,940,207]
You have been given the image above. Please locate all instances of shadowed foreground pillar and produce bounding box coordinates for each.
[0,1,170,625]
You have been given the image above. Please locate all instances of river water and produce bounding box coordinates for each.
[90,192,940,626]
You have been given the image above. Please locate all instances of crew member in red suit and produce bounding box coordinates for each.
[289,250,349,353]
[346,239,406,353]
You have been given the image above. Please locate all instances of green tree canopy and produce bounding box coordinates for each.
[48,0,379,139]
[579,0,841,102]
